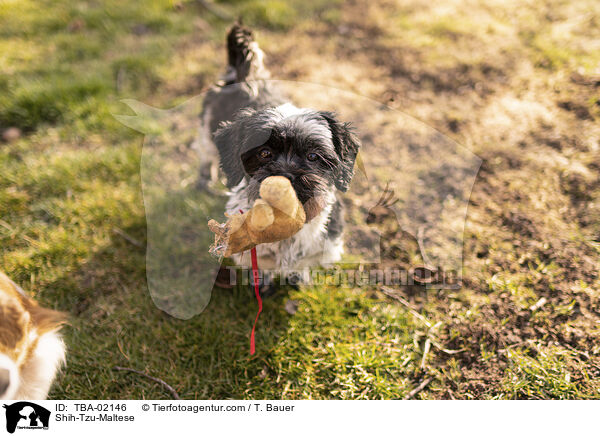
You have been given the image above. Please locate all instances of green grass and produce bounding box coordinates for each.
[1,0,599,399]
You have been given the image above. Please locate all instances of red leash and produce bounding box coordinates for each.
[249,246,262,355]
[239,209,262,355]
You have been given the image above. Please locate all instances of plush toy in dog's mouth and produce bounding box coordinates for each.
[208,176,307,257]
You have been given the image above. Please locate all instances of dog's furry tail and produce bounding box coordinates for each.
[224,23,269,84]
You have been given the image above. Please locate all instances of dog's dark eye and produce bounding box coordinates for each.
[307,152,319,162]
[258,147,272,161]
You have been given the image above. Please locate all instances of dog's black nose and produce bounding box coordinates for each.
[0,368,10,397]
[280,172,295,182]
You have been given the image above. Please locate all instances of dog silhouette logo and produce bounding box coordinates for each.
[2,402,51,433]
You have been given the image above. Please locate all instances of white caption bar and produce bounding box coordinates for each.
[0,400,596,435]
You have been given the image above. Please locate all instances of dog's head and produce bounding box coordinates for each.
[0,273,65,400]
[214,104,360,220]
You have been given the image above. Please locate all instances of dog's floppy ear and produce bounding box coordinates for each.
[213,118,246,188]
[213,108,273,188]
[320,111,361,192]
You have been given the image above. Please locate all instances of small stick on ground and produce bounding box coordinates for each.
[431,341,466,355]
[403,377,433,400]
[381,286,431,327]
[194,0,232,20]
[529,297,547,312]
[113,366,181,400]
[113,227,144,248]
[420,338,431,369]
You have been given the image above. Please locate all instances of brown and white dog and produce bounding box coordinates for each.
[0,272,66,400]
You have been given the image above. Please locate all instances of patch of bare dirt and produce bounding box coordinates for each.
[255,0,600,398]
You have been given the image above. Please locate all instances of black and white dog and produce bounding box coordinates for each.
[199,25,360,284]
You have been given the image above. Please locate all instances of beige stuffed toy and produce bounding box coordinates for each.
[208,176,306,257]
